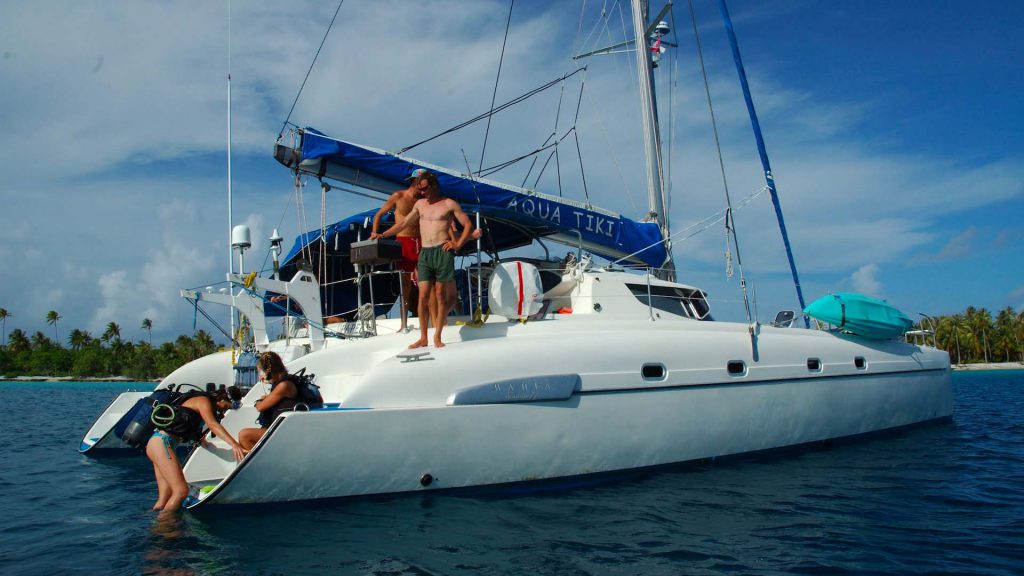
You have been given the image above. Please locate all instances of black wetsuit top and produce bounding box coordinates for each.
[257,379,301,428]
[156,392,208,442]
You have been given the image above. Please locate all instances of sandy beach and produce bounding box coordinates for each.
[952,362,1024,371]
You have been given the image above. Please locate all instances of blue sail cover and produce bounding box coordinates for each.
[289,128,667,268]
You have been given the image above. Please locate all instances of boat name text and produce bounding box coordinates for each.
[505,197,616,238]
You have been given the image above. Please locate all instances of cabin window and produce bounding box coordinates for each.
[538,269,564,293]
[642,363,666,381]
[727,360,746,376]
[626,284,712,320]
[855,356,867,370]
[807,358,822,372]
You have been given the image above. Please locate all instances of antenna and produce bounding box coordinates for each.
[232,225,251,275]
[270,228,284,279]
[227,0,236,339]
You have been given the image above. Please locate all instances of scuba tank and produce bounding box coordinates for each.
[117,387,178,449]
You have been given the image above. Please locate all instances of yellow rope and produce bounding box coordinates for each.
[456,306,490,328]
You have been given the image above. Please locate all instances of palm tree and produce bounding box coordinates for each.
[141,318,153,345]
[0,308,10,347]
[31,331,52,350]
[45,310,62,344]
[7,328,29,354]
[950,314,967,365]
[993,307,1015,362]
[102,322,121,345]
[68,329,91,351]
[194,330,216,356]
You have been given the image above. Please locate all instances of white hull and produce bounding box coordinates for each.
[197,370,950,505]
[79,390,153,452]
[184,294,953,507]
[78,350,237,454]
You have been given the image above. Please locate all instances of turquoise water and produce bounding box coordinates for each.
[1,373,1022,575]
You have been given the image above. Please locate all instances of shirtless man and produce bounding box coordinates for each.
[371,168,430,331]
[374,170,474,348]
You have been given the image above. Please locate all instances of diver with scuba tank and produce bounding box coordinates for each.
[146,386,246,515]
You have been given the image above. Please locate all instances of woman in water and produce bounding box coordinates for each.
[238,351,299,450]
[147,389,246,514]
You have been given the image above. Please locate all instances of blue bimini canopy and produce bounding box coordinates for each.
[274,128,668,268]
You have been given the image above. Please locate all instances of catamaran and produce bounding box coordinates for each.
[82,0,952,507]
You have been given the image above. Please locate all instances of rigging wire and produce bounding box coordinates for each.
[550,77,567,196]
[571,0,639,213]
[520,132,556,187]
[277,0,346,141]
[320,181,328,300]
[687,0,753,325]
[399,68,585,155]
[481,136,561,179]
[572,76,591,204]
[582,85,639,213]
[573,0,589,57]
[478,0,516,174]
[611,185,767,267]
[258,190,297,275]
[666,6,682,219]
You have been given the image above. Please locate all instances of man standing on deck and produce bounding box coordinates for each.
[374,170,474,348]
[371,168,430,332]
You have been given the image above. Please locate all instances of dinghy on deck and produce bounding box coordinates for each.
[804,292,915,340]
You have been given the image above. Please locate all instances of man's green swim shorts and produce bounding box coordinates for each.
[417,245,455,282]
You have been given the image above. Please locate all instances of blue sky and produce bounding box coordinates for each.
[0,0,1021,344]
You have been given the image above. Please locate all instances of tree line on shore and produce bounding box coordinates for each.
[0,304,1020,378]
[921,306,1024,365]
[0,309,221,379]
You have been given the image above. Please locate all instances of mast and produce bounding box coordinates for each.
[631,0,675,280]
[717,0,808,324]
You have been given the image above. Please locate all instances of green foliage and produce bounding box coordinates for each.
[919,306,1024,364]
[0,320,224,378]
[71,346,107,378]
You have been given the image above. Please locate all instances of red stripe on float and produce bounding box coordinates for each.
[517,261,524,317]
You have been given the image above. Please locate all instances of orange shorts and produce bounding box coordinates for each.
[397,236,421,273]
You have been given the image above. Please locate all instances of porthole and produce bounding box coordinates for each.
[807,358,821,372]
[642,363,666,381]
[855,356,867,370]
[727,360,746,376]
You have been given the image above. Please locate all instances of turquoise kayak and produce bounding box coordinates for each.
[803,292,914,340]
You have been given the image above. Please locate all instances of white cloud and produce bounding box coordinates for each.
[850,264,883,297]
[936,227,978,260]
[0,1,1021,335]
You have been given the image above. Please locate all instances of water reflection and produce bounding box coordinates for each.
[142,513,239,576]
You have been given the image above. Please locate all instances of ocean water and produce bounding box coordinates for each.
[0,372,1022,576]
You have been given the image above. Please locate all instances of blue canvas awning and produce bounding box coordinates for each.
[275,128,668,268]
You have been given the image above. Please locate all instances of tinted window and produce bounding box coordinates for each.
[627,284,711,320]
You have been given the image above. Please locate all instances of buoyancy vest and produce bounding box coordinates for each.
[119,386,218,448]
[154,391,211,443]
[256,370,323,428]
